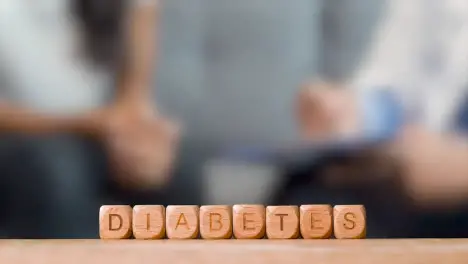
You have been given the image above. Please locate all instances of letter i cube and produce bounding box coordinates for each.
[133,205,166,239]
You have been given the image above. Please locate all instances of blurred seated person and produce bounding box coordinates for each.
[0,0,179,238]
[295,0,468,237]
[0,0,346,238]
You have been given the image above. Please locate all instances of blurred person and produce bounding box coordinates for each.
[0,0,343,238]
[155,0,382,203]
[0,0,179,238]
[296,0,468,237]
[0,0,398,238]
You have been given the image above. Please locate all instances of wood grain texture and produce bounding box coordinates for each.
[233,205,266,239]
[300,204,333,239]
[99,205,132,239]
[1,240,468,264]
[200,205,233,239]
[266,206,299,239]
[166,205,199,239]
[334,205,366,239]
[133,205,165,239]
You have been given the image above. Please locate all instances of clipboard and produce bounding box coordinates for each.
[218,135,392,166]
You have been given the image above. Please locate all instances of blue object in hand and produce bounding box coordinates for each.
[219,88,405,164]
[360,88,405,141]
[453,94,468,134]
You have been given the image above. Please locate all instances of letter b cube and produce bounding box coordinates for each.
[200,205,232,239]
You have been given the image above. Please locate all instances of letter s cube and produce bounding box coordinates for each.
[333,205,366,239]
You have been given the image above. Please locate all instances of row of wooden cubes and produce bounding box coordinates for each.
[100,204,366,240]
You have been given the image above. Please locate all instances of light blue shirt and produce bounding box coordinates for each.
[350,0,468,135]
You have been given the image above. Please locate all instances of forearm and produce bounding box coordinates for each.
[388,126,468,208]
[421,133,468,207]
[117,0,159,102]
[0,103,103,136]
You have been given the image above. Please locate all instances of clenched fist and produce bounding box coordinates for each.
[100,99,180,191]
[295,81,361,141]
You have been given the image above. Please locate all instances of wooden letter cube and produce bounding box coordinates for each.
[266,206,299,239]
[233,205,265,239]
[166,205,199,239]
[333,205,366,239]
[133,205,165,239]
[99,205,132,239]
[300,205,332,239]
[200,205,232,239]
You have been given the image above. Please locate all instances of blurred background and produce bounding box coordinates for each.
[1,0,468,239]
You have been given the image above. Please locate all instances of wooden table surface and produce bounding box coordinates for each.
[1,239,468,264]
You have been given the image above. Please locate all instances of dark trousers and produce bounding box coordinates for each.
[0,135,103,238]
[275,167,468,238]
[0,135,202,238]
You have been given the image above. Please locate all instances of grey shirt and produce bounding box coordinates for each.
[156,0,380,144]
[0,0,381,144]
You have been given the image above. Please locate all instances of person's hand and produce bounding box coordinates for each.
[100,98,181,191]
[295,81,360,141]
[390,126,468,209]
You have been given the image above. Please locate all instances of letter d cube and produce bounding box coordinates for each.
[99,205,133,239]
